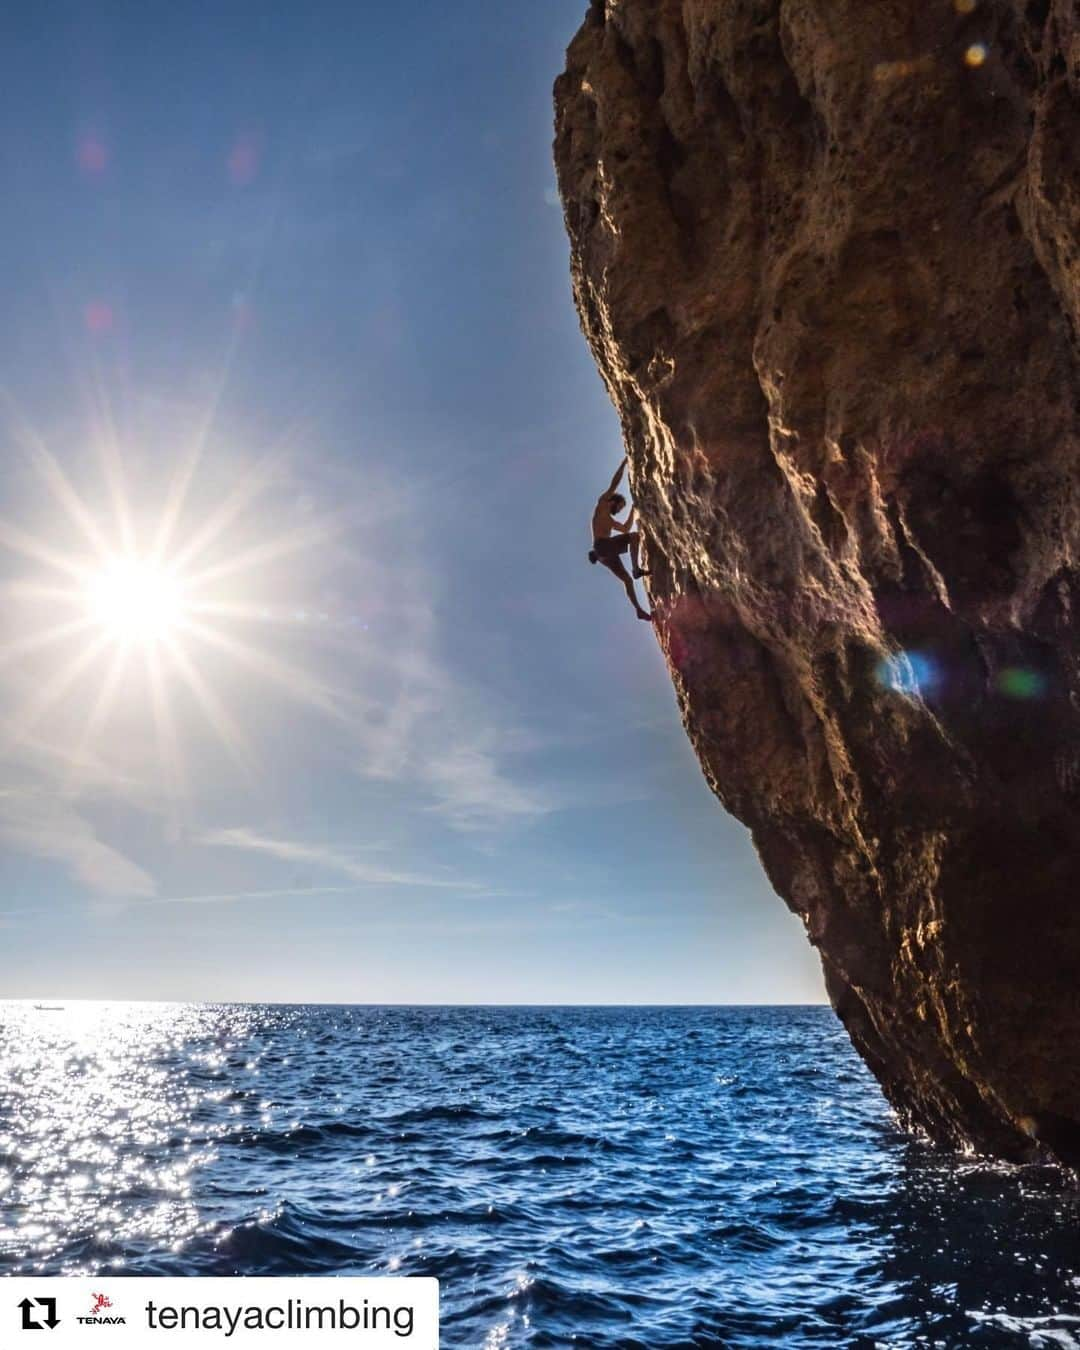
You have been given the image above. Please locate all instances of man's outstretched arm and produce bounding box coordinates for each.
[603,457,627,496]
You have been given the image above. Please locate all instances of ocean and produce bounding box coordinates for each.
[0,1002,1077,1347]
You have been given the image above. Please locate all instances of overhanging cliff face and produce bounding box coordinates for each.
[555,0,1080,1163]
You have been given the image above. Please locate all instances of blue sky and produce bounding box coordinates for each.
[0,0,824,1003]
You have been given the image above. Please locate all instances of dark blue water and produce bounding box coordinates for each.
[1,1004,1078,1347]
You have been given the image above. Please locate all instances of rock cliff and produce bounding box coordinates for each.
[555,0,1080,1164]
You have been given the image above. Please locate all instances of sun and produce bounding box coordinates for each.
[0,423,350,800]
[85,557,186,644]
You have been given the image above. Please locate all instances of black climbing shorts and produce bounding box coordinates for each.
[591,535,631,563]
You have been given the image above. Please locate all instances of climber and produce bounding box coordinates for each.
[588,457,652,621]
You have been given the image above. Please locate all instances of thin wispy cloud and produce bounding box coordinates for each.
[0,788,156,899]
[155,884,361,906]
[200,826,485,891]
[424,743,553,832]
[335,559,556,831]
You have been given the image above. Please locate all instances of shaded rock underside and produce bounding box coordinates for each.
[555,0,1080,1163]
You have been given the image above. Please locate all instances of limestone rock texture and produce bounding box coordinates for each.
[555,0,1080,1163]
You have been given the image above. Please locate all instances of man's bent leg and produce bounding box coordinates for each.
[604,557,651,621]
[628,531,649,579]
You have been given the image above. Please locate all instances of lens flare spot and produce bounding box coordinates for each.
[876,650,940,697]
[84,301,114,335]
[228,134,261,186]
[86,558,187,644]
[997,667,1046,700]
[77,133,108,175]
[964,42,989,67]
[954,0,977,12]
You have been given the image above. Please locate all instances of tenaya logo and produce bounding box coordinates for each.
[18,1295,59,1330]
[76,1293,125,1327]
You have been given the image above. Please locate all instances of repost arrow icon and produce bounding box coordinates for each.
[17,1296,59,1331]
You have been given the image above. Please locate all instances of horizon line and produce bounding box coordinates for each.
[2,997,831,1008]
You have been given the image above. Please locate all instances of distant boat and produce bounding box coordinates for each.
[33,1004,64,1011]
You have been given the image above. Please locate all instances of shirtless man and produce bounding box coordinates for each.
[588,458,651,621]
